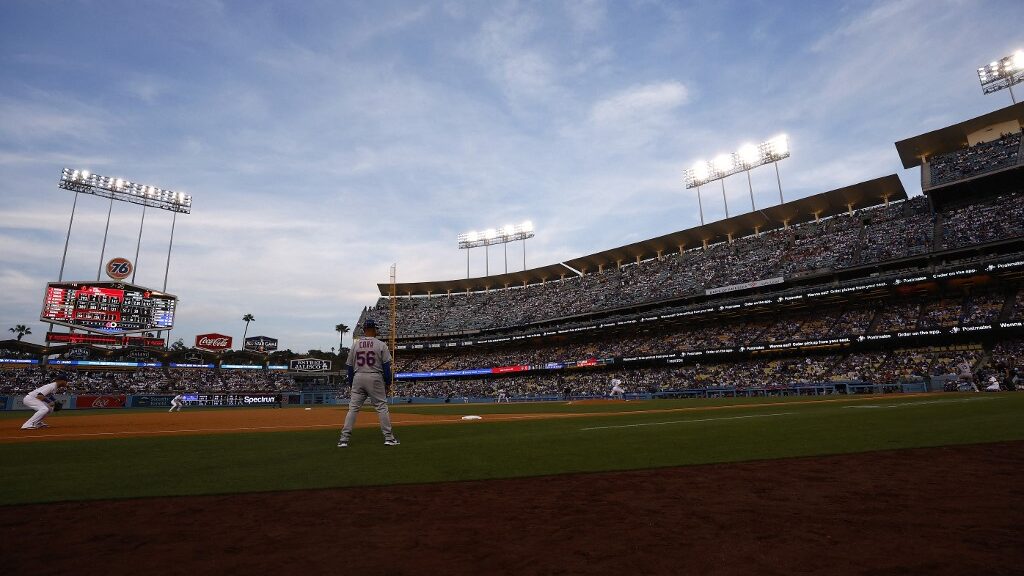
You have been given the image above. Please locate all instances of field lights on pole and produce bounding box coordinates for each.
[978,50,1024,103]
[684,134,790,217]
[458,220,535,278]
[59,168,192,214]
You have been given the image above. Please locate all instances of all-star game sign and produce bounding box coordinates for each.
[244,335,278,353]
[105,257,133,281]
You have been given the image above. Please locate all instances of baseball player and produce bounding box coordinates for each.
[609,376,626,401]
[338,319,400,447]
[496,387,509,403]
[169,393,184,412]
[21,374,70,430]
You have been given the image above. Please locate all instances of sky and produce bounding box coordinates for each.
[1,0,1021,353]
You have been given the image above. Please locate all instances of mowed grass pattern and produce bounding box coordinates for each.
[1,394,1021,505]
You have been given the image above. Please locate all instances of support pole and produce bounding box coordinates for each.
[504,242,508,274]
[58,191,80,281]
[131,204,147,283]
[523,238,526,270]
[163,212,177,292]
[466,249,470,279]
[1009,84,1017,104]
[485,244,489,276]
[96,196,114,280]
[720,179,730,218]
[746,170,755,211]
[774,161,785,204]
[160,211,178,349]
[696,185,705,225]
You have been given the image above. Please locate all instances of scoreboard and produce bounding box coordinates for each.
[40,281,177,334]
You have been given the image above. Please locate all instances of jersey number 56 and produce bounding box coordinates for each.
[355,351,377,367]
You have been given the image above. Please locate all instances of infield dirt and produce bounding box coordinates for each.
[2,440,1021,575]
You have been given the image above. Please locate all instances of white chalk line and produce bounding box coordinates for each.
[580,412,796,431]
[842,397,997,409]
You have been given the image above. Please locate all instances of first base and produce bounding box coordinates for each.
[461,415,482,420]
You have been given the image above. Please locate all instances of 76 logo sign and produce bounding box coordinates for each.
[105,257,133,281]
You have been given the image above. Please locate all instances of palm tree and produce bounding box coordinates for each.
[335,323,349,355]
[9,325,32,341]
[241,314,255,349]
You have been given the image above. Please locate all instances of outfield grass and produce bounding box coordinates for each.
[1,393,1021,506]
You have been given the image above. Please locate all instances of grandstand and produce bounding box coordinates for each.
[2,106,1022,404]
[354,103,1024,400]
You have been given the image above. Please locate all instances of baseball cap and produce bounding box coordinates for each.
[363,319,377,330]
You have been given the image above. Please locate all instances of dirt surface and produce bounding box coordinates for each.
[0,406,457,443]
[3,441,1021,576]
[1,395,912,444]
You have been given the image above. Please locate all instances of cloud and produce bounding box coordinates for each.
[564,0,607,33]
[590,81,688,126]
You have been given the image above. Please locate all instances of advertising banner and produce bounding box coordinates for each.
[244,335,278,352]
[74,394,127,409]
[130,395,174,408]
[46,332,165,347]
[289,358,332,372]
[10,394,71,410]
[705,276,784,296]
[195,333,232,352]
[184,393,282,407]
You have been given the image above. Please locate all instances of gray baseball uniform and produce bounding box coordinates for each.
[339,336,398,444]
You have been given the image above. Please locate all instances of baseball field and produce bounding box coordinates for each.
[1,392,1022,575]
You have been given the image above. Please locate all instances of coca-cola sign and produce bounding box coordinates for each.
[195,333,233,351]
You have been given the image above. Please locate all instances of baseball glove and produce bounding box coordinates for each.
[52,400,63,412]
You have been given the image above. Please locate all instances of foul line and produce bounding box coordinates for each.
[580,412,796,431]
[843,397,997,409]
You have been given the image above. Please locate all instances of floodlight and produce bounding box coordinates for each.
[692,161,710,182]
[977,50,1024,99]
[484,228,497,240]
[768,134,789,156]
[737,144,760,166]
[522,220,534,232]
[58,168,191,214]
[713,154,734,175]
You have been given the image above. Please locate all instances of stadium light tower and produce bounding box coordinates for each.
[978,50,1024,104]
[458,220,535,278]
[684,134,790,220]
[58,168,192,288]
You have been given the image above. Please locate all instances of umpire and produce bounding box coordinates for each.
[337,319,400,447]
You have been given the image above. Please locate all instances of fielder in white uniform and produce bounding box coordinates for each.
[338,319,400,447]
[169,393,184,412]
[609,377,626,400]
[21,375,70,430]
[496,388,510,403]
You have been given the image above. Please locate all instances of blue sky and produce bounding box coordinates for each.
[1,0,1021,352]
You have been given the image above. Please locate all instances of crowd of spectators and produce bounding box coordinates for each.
[941,191,1024,250]
[0,367,297,395]
[929,131,1022,187]
[395,345,997,399]
[962,292,1006,325]
[362,190,1024,337]
[391,290,1016,375]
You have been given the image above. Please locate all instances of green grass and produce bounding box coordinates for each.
[2,393,1021,506]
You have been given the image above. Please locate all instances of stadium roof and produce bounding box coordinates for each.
[894,101,1024,168]
[379,175,907,296]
